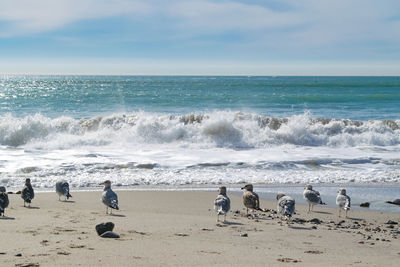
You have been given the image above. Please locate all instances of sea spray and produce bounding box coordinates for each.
[0,112,399,149]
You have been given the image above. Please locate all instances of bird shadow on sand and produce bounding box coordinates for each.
[108,214,126,217]
[0,216,15,220]
[347,217,363,221]
[59,200,75,203]
[24,206,40,209]
[221,221,244,226]
[288,226,313,230]
[312,211,333,215]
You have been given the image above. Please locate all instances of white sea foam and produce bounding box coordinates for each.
[0,111,399,188]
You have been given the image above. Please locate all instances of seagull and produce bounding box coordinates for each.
[100,180,119,214]
[56,180,72,201]
[241,184,262,216]
[214,186,231,222]
[336,188,351,218]
[303,184,324,213]
[21,178,35,207]
[0,186,9,217]
[276,193,295,223]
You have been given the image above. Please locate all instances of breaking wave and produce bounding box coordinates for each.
[0,111,399,149]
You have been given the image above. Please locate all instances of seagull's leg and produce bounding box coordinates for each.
[217,214,219,222]
[308,203,311,213]
[246,208,249,216]
[106,207,108,214]
[345,209,348,218]
[58,195,61,201]
[338,208,341,218]
[23,201,25,207]
[224,213,226,222]
[110,207,113,215]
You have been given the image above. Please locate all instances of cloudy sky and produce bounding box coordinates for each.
[0,0,399,75]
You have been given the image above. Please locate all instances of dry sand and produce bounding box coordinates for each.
[1,190,399,266]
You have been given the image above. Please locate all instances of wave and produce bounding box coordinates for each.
[0,111,399,149]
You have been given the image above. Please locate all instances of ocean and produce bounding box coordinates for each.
[1,75,399,211]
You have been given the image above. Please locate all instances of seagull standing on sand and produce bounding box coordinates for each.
[56,180,72,201]
[303,184,324,213]
[100,180,119,214]
[21,178,35,207]
[276,193,295,223]
[336,188,351,218]
[214,186,230,222]
[241,184,262,216]
[0,186,9,217]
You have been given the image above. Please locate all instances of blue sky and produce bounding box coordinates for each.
[0,0,400,75]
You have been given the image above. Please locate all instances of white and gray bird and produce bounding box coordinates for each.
[241,184,262,216]
[0,186,9,217]
[214,186,230,222]
[100,180,119,214]
[276,193,295,222]
[21,178,35,207]
[303,184,324,213]
[56,180,72,201]
[336,188,351,218]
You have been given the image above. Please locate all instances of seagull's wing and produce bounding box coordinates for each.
[103,189,119,210]
[214,195,230,214]
[304,190,321,204]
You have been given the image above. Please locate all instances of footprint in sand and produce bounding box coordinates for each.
[69,244,85,249]
[128,230,147,235]
[57,251,71,256]
[40,240,49,246]
[174,233,189,237]
[15,263,40,267]
[277,258,301,263]
[304,250,323,254]
[199,250,221,255]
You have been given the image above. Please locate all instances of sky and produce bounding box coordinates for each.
[0,0,400,75]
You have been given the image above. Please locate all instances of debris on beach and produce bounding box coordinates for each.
[96,222,115,236]
[100,231,120,238]
[386,199,400,206]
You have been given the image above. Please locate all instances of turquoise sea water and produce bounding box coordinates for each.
[1,75,400,120]
[0,75,399,212]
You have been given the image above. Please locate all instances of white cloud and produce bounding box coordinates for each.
[0,0,152,36]
[0,0,399,58]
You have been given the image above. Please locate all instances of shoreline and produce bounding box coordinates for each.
[1,190,399,266]
[6,183,400,213]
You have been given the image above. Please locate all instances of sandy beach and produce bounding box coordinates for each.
[0,190,399,266]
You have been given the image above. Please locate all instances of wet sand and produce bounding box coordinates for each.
[1,190,399,266]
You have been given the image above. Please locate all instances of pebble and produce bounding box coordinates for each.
[15,253,22,257]
[241,233,248,237]
[386,220,398,225]
[95,222,115,236]
[309,218,322,224]
[100,231,120,238]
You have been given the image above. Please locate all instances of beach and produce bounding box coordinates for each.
[1,190,399,266]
